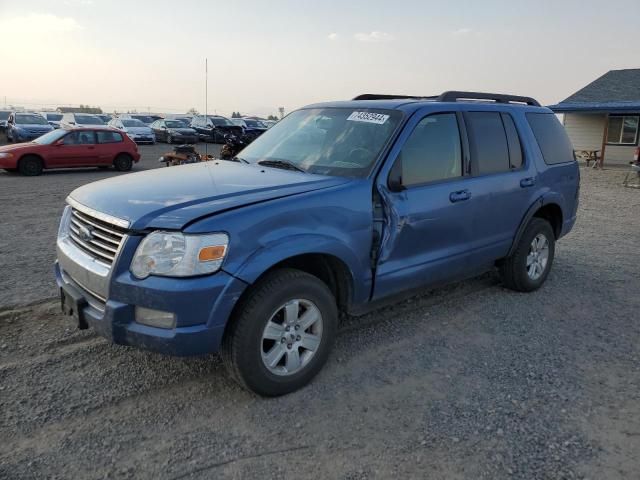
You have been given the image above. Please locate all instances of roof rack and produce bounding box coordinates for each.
[352,91,541,107]
[437,91,541,106]
[352,94,437,101]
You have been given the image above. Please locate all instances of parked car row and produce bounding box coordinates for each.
[2,110,277,145]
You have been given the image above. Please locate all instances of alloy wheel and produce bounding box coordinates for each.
[260,299,323,376]
[526,233,549,280]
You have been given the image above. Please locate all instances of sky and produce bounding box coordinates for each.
[1,0,639,117]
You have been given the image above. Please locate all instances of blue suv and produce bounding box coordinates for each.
[55,91,579,396]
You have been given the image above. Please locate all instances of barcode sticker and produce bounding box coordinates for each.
[347,111,390,125]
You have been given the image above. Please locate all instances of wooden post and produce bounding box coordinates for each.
[599,113,609,169]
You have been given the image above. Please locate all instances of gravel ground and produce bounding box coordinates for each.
[1,151,639,479]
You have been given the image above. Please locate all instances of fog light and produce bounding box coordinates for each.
[135,306,176,329]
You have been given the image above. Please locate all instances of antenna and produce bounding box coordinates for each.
[204,58,208,158]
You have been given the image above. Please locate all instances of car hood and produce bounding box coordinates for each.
[169,128,196,135]
[0,142,41,152]
[124,126,153,134]
[68,161,351,230]
[15,123,52,130]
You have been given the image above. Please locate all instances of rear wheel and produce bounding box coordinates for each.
[500,217,555,292]
[18,155,43,176]
[222,269,338,396]
[113,154,133,172]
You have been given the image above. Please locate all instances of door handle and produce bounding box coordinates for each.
[449,189,471,203]
[520,177,536,188]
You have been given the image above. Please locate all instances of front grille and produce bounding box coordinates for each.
[68,208,127,266]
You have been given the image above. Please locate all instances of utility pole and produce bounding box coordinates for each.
[204,58,208,157]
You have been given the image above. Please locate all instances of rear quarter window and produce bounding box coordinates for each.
[526,113,575,165]
[96,131,123,143]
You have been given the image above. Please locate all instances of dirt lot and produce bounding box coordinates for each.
[1,142,639,479]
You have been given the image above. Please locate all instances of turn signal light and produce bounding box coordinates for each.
[198,245,227,262]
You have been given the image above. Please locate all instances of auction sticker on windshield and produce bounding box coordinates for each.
[347,111,390,124]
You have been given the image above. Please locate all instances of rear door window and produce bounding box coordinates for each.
[96,131,123,143]
[464,112,510,175]
[526,112,575,165]
[397,113,462,187]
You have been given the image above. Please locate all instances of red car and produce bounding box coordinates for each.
[0,127,141,176]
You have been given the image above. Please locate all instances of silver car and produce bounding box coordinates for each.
[109,118,156,144]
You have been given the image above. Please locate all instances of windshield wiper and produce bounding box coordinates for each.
[231,156,249,164]
[257,159,305,173]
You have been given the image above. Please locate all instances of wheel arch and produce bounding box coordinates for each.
[507,197,564,257]
[18,152,46,169]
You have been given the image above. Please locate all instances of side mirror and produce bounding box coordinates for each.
[54,140,64,146]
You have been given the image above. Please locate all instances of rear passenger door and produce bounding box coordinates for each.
[373,112,476,299]
[460,111,535,266]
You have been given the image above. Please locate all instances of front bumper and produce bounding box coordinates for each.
[55,253,247,356]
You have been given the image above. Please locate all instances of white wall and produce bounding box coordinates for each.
[562,113,635,166]
[563,113,605,151]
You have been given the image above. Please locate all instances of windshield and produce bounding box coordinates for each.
[16,114,48,125]
[33,129,68,144]
[210,117,233,126]
[132,115,153,123]
[122,119,146,127]
[75,115,104,125]
[239,108,402,177]
[44,113,63,121]
[165,120,186,128]
[244,119,266,128]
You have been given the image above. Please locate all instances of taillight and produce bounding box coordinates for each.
[634,147,639,162]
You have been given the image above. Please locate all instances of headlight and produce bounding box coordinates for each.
[0,152,14,159]
[130,231,228,279]
[57,205,72,240]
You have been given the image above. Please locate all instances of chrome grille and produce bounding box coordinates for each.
[68,208,127,266]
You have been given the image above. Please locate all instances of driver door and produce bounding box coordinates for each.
[49,130,99,167]
[373,111,476,299]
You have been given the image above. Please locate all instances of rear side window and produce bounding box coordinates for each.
[465,112,510,175]
[526,113,575,165]
[501,113,523,169]
[397,113,462,186]
[96,131,123,143]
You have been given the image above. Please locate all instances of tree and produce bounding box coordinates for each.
[232,111,242,118]
[267,115,279,121]
[187,107,199,115]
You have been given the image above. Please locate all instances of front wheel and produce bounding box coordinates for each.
[500,217,555,292]
[113,154,133,172]
[222,269,338,396]
[166,134,172,144]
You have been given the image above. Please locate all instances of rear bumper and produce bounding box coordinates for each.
[55,261,247,356]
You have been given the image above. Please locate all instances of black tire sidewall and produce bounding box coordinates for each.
[513,218,556,291]
[114,154,132,171]
[19,156,42,176]
[228,270,338,396]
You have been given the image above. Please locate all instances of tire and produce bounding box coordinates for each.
[222,268,338,396]
[166,134,172,144]
[113,154,133,172]
[500,217,555,292]
[18,155,43,176]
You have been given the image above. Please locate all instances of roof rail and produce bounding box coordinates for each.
[352,94,437,101]
[437,91,541,106]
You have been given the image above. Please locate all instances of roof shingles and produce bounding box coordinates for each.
[562,68,640,103]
